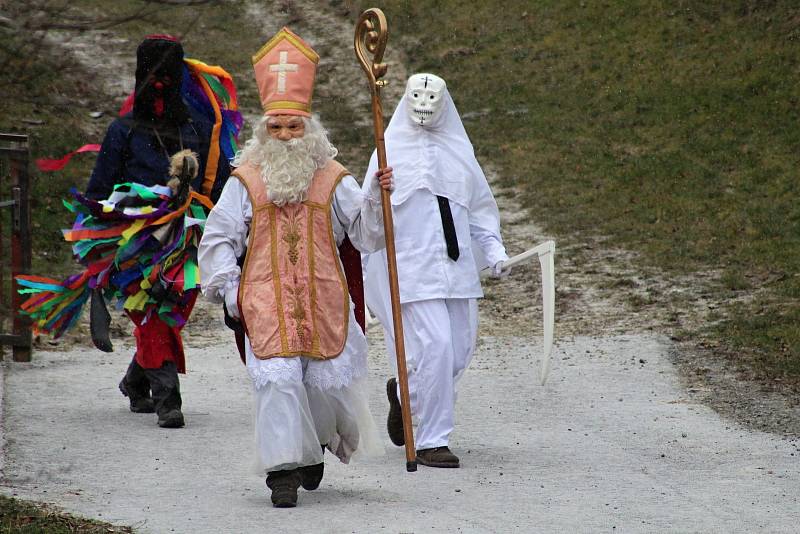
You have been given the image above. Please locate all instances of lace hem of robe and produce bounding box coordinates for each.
[248,352,368,390]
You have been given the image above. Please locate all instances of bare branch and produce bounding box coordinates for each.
[8,0,216,32]
[42,8,153,31]
[0,0,220,99]
[144,0,216,5]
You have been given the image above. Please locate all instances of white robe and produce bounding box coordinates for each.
[199,173,384,472]
[362,87,507,449]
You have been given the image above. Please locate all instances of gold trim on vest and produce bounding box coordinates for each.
[327,170,351,347]
[269,205,289,352]
[307,206,321,353]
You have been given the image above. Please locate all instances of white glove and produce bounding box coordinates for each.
[491,260,511,279]
[224,280,240,320]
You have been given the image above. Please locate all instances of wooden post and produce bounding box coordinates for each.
[0,134,32,361]
[11,138,32,362]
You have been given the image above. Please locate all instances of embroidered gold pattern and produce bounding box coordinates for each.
[285,276,307,346]
[238,161,350,360]
[282,212,302,265]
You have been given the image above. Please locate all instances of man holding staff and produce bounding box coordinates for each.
[363,73,509,468]
[198,27,393,507]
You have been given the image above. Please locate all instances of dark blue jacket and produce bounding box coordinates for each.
[86,106,230,203]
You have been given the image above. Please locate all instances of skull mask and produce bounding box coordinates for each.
[405,73,446,127]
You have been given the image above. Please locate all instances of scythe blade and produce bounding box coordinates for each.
[537,242,555,385]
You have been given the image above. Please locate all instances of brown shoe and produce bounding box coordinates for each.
[266,469,300,508]
[386,378,405,446]
[416,446,460,468]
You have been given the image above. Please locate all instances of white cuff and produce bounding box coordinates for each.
[220,276,241,299]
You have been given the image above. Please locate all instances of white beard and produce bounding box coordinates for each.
[259,136,318,206]
[233,116,338,207]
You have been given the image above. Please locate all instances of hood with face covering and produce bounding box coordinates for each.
[365,75,494,210]
[133,35,189,125]
[364,74,503,270]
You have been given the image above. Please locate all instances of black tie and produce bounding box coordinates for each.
[436,195,459,261]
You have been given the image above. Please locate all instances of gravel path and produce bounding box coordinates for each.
[1,323,799,532]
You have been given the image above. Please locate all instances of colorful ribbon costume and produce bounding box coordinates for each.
[18,57,242,343]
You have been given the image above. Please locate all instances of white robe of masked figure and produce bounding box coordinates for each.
[362,87,508,450]
[199,174,384,472]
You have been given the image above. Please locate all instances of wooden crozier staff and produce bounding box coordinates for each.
[354,8,417,472]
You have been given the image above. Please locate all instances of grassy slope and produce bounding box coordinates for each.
[0,17,102,274]
[353,0,800,379]
[2,0,797,382]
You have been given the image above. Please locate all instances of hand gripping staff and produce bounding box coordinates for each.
[355,8,417,472]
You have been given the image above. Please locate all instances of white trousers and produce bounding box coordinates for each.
[251,370,379,473]
[247,305,382,473]
[382,298,478,449]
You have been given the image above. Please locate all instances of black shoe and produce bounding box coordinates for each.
[386,378,405,446]
[299,445,325,490]
[119,378,155,413]
[299,462,324,491]
[157,409,185,428]
[266,469,300,508]
[416,446,460,468]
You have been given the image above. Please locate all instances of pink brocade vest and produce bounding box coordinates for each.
[234,161,350,360]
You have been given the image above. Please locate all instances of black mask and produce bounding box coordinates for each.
[133,36,188,125]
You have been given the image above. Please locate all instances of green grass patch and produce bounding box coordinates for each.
[0,495,131,533]
[717,298,800,377]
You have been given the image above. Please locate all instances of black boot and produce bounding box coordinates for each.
[299,446,325,491]
[157,409,185,428]
[386,377,405,446]
[266,469,301,508]
[119,357,155,413]
[146,361,184,428]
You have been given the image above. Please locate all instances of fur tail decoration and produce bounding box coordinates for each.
[16,182,213,340]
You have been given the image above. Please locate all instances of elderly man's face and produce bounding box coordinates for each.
[266,115,305,141]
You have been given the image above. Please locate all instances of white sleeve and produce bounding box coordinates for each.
[198,178,251,302]
[468,176,508,268]
[332,174,385,253]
